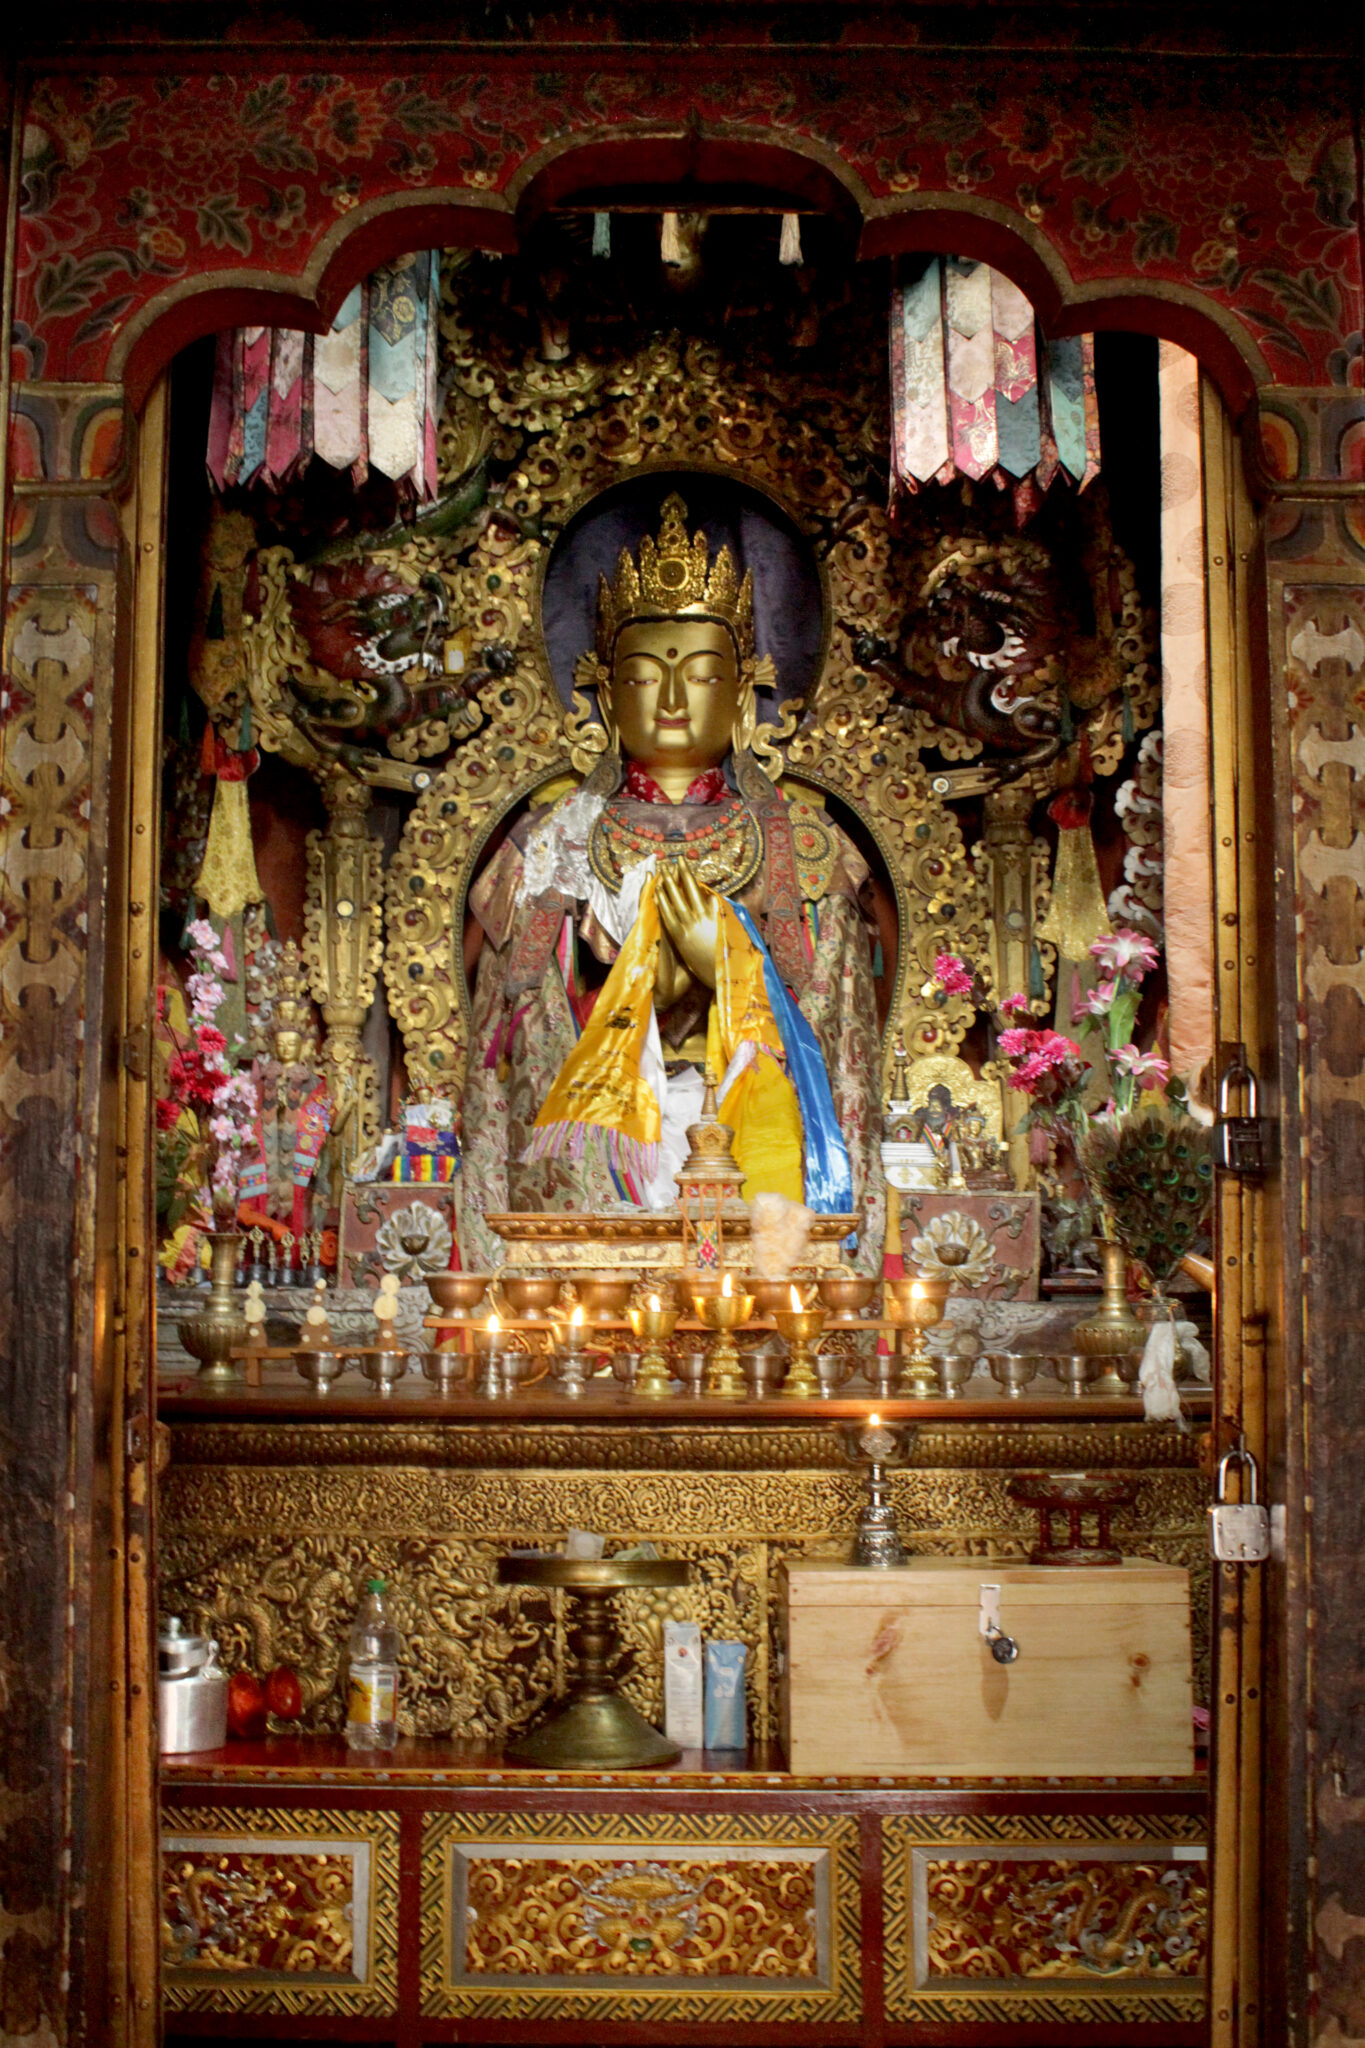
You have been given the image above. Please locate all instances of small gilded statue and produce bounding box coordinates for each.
[243,943,332,1243]
[458,492,883,1270]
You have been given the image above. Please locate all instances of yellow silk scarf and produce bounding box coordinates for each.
[529,873,805,1205]
[708,897,804,1204]
[529,871,664,1175]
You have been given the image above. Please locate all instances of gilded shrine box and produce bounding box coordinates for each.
[781,1559,1193,1778]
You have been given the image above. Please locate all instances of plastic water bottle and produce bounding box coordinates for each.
[345,1577,400,1751]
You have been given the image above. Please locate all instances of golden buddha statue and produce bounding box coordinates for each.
[245,943,333,1238]
[458,494,885,1271]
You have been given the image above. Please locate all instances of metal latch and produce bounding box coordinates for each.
[1213,1047,1270,1176]
[1209,1442,1271,1562]
[979,1582,1019,1664]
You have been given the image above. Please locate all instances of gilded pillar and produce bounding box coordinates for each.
[304,767,384,1180]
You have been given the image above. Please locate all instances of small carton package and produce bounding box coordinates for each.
[664,1621,703,1749]
[704,1640,747,1751]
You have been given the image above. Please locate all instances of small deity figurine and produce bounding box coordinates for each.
[908,1083,960,1169]
[246,943,332,1244]
[458,493,884,1270]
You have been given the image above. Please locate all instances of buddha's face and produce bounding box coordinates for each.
[275,1028,302,1067]
[609,618,741,777]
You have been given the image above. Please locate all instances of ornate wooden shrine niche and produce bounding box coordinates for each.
[162,231,1165,1248]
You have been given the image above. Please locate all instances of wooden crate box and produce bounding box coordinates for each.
[781,1559,1193,1779]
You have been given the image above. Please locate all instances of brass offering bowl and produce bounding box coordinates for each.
[748,1276,813,1316]
[988,1352,1040,1399]
[293,1347,346,1393]
[571,1275,632,1323]
[426,1272,490,1317]
[627,1301,680,1400]
[692,1283,754,1400]
[496,1555,690,1769]
[816,1273,878,1323]
[499,1275,565,1320]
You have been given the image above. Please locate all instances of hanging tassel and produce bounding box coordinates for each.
[779,212,803,266]
[660,211,683,266]
[592,211,611,259]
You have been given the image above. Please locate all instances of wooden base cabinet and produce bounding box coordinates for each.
[162,1744,1207,2045]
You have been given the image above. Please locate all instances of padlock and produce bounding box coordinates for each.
[1213,1053,1269,1176]
[1209,1444,1271,1562]
[978,1582,1020,1663]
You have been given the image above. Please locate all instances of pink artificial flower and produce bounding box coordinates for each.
[999,992,1029,1016]
[1073,981,1119,1022]
[997,1027,1033,1058]
[187,972,224,1019]
[186,918,218,952]
[1112,1044,1171,1090]
[1090,929,1160,983]
[933,952,974,997]
[208,1114,235,1143]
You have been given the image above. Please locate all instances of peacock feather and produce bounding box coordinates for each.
[1078,1103,1214,1287]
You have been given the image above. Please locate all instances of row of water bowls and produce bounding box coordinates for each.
[292,1267,1137,1398]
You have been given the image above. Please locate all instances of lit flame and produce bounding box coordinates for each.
[570,1305,584,1327]
[487,1312,501,1335]
[910,1281,925,1300]
[789,1284,803,1311]
[649,1293,661,1314]
[869,1412,881,1428]
[722,1271,733,1298]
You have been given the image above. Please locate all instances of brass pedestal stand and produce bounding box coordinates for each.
[497,1556,690,1769]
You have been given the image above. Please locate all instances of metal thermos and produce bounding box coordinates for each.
[158,1617,228,1753]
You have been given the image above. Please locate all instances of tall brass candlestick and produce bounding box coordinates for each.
[773,1284,826,1399]
[627,1294,679,1401]
[888,1272,952,1398]
[692,1276,753,1400]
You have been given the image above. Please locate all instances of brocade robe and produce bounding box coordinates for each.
[457,776,886,1273]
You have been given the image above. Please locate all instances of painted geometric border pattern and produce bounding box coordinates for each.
[420,1809,861,2023]
[882,1813,1207,2026]
[161,1805,399,2016]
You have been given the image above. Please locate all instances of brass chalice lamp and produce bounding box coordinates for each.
[693,1272,754,1400]
[887,1272,953,1398]
[627,1291,680,1401]
[773,1284,827,1400]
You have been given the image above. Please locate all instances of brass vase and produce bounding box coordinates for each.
[176,1231,248,1379]
[1071,1239,1147,1395]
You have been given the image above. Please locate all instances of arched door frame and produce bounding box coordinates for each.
[4,117,1329,2048]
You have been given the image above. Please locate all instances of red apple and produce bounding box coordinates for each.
[265,1665,303,1721]
[227,1670,267,1740]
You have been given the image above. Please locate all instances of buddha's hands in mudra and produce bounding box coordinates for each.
[655,862,721,999]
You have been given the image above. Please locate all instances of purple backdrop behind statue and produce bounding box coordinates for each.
[539,471,825,717]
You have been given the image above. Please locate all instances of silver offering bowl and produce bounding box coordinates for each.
[293,1347,346,1393]
[1056,1353,1098,1398]
[938,1353,977,1399]
[420,1348,470,1391]
[988,1352,1039,1399]
[360,1348,408,1392]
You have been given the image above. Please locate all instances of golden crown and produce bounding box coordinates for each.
[594,492,755,662]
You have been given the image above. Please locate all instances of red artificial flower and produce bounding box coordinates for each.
[196,1024,227,1057]
[155,1097,181,1132]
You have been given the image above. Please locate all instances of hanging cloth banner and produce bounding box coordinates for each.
[890,256,1100,505]
[207,251,442,500]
